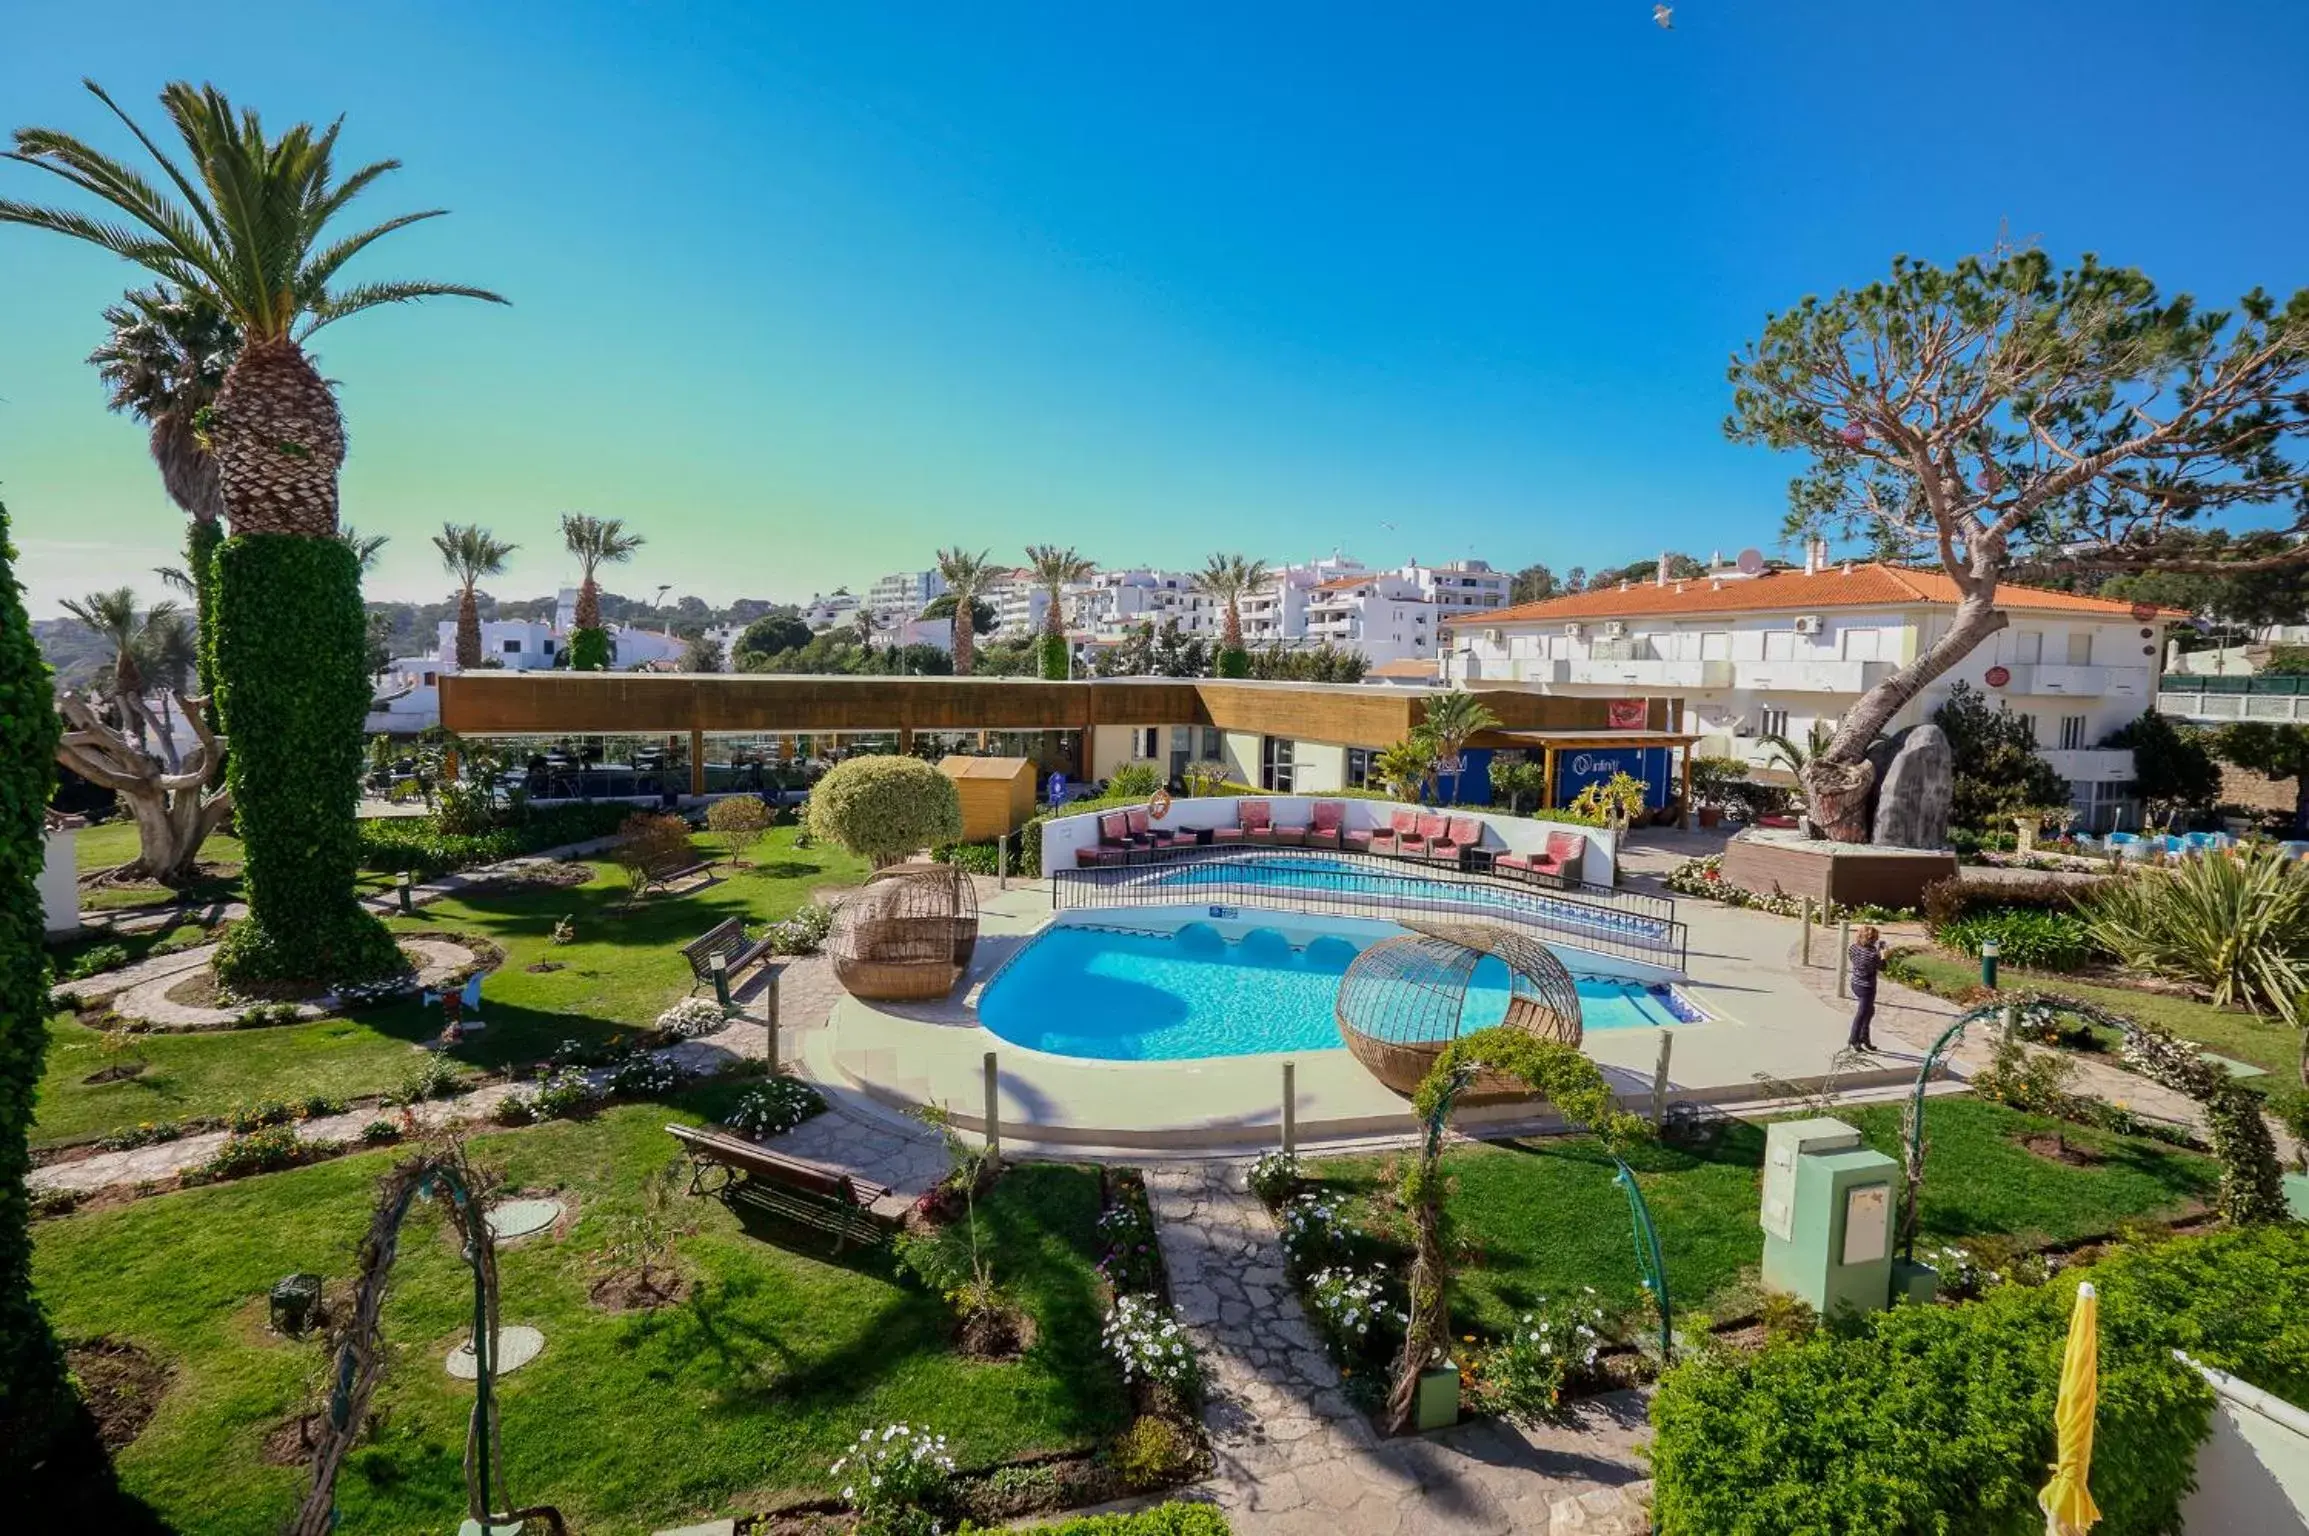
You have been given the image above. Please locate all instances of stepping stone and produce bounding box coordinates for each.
[445,1325,544,1379]
[484,1197,564,1243]
[2200,1052,2268,1080]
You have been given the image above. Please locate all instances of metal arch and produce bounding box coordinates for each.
[1612,1157,1672,1361]
[1898,1002,2011,1263]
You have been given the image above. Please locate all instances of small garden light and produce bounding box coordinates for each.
[710,951,730,1008]
[397,870,414,914]
[1980,938,2000,989]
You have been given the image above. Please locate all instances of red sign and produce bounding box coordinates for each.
[2130,602,2159,623]
[1984,665,2011,688]
[1607,698,1647,729]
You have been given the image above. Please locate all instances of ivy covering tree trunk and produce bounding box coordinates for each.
[568,627,611,671]
[1037,632,1070,680]
[185,514,221,705]
[209,535,402,984]
[0,497,70,1474]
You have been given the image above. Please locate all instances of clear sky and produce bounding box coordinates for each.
[2,1,2303,617]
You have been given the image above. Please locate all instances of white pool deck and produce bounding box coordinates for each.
[819,873,1921,1152]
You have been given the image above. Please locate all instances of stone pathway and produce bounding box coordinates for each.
[103,936,482,1030]
[1146,1162,1654,1535]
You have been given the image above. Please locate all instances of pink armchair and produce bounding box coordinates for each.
[1428,815,1483,864]
[1499,830,1588,885]
[1306,800,1347,850]
[1241,800,1277,843]
[1370,806,1419,856]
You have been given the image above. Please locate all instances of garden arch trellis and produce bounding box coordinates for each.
[287,1144,564,1536]
[1899,995,2287,1263]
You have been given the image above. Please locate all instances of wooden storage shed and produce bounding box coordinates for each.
[938,755,1038,843]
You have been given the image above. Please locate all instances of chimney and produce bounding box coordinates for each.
[1619,578,1630,592]
[1655,552,1671,587]
[1674,581,1686,594]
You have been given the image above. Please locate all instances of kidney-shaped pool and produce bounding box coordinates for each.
[977,913,1701,1062]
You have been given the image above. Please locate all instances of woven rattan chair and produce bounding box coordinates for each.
[1333,920,1584,1097]
[829,862,981,1001]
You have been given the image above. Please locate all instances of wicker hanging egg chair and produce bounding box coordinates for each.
[1333,919,1584,1097]
[828,861,981,1001]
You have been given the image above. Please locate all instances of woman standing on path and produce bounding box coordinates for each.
[1847,924,1886,1051]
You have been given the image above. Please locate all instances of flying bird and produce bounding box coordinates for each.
[1654,4,1674,28]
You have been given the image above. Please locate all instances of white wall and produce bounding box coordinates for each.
[1221,730,1263,787]
[42,825,79,938]
[1292,742,1348,792]
[2182,1358,2309,1534]
[1038,796,1619,883]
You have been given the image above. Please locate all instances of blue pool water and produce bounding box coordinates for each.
[1143,854,1673,947]
[978,920,1694,1062]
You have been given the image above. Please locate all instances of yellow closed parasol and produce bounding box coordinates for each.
[2039,1279,2103,1536]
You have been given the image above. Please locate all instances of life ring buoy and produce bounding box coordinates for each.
[1149,789,1173,820]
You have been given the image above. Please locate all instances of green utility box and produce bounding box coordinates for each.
[1759,1117,1902,1317]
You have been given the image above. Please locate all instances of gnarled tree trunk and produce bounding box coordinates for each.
[56,690,232,886]
[1799,557,2009,842]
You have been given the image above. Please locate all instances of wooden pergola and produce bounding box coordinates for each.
[1479,729,1705,815]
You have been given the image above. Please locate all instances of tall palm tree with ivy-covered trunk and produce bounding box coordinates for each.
[1420,689,1502,804]
[433,523,517,669]
[1196,553,1269,678]
[560,512,641,669]
[934,547,999,677]
[2,80,507,984]
[1025,543,1094,678]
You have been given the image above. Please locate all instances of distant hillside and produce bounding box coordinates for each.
[33,617,110,692]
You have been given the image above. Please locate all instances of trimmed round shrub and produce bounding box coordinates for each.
[1214,646,1251,679]
[210,533,403,985]
[1037,632,1070,680]
[805,756,962,867]
[567,625,611,671]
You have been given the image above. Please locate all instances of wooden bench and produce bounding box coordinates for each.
[681,917,778,992]
[666,1124,897,1252]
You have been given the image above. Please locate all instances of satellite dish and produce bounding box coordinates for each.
[1735,548,1766,576]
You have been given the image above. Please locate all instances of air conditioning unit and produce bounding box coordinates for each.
[1792,615,1825,636]
[1484,628,1503,646]
[1563,622,1584,638]
[1604,620,1628,638]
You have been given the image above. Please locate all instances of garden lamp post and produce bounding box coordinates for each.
[1981,938,2001,990]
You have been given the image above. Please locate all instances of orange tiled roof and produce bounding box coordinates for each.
[1464,564,2187,626]
[1311,574,1373,592]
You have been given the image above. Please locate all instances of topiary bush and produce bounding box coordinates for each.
[704,794,774,863]
[0,498,70,1474]
[210,534,404,985]
[806,755,962,867]
[567,625,611,671]
[354,800,629,878]
[1214,646,1250,679]
[1037,632,1070,680]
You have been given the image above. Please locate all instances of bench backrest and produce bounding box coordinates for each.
[1126,806,1152,837]
[1416,812,1448,841]
[1239,800,1271,830]
[1545,830,1587,862]
[1446,816,1481,847]
[1099,811,1131,843]
[1311,800,1345,833]
[668,1124,860,1203]
[683,917,748,964]
[1390,806,1420,834]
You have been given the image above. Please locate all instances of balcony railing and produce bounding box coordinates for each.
[1561,658,1735,689]
[2156,689,2309,722]
[2038,748,2136,783]
[1731,659,1895,694]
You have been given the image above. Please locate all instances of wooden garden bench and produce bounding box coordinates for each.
[666,1124,898,1252]
[681,917,777,992]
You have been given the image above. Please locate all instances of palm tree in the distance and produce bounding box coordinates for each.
[88,283,235,525]
[1025,544,1094,642]
[560,513,643,631]
[1195,553,1271,656]
[61,587,178,751]
[934,547,999,677]
[2,79,507,984]
[433,523,517,668]
[339,525,388,574]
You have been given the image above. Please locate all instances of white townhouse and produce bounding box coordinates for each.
[801,592,862,632]
[1439,553,2179,829]
[867,569,947,620]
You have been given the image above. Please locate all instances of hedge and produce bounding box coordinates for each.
[1922,874,2105,930]
[354,801,633,878]
[568,625,611,671]
[210,535,404,985]
[1649,1223,2309,1535]
[0,497,70,1472]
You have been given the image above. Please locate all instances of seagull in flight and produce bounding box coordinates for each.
[1654,4,1674,27]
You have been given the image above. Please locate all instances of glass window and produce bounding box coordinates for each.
[1261,736,1296,792]
[2067,632,2093,666]
[1763,630,1796,661]
[2059,715,2088,751]
[1700,631,1731,661]
[1758,706,1789,740]
[1346,747,1374,789]
[2012,630,2044,664]
[502,638,522,654]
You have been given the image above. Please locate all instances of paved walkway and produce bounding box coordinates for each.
[1147,1162,1653,1535]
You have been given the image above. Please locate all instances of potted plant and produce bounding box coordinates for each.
[1689,755,1747,829]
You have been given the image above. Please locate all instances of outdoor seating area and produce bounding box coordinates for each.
[666,1122,899,1251]
[827,860,981,1001]
[681,916,779,993]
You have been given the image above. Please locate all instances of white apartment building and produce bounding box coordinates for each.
[1301,560,1512,668]
[1440,556,2178,829]
[801,592,862,631]
[987,569,1049,638]
[434,616,562,671]
[1238,555,1371,647]
[1075,569,1210,642]
[867,569,947,619]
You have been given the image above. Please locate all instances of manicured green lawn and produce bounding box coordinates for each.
[32,1090,1130,1535]
[1305,1096,2220,1335]
[34,828,867,1146]
[72,818,248,911]
[1893,947,2299,1078]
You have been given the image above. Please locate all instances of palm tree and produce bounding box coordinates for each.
[1420,689,1503,804]
[851,607,885,652]
[338,525,388,574]
[61,588,176,748]
[89,283,235,523]
[432,523,517,668]
[2,80,507,983]
[1025,544,1094,642]
[560,513,643,631]
[1195,553,1271,663]
[1760,722,1836,780]
[934,548,999,676]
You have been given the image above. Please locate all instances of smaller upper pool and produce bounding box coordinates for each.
[978,916,1700,1062]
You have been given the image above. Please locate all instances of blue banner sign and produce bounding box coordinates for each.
[1554,747,1671,810]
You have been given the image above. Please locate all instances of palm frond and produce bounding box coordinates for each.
[298,209,446,290]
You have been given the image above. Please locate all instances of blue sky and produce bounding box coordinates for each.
[2,1,2303,615]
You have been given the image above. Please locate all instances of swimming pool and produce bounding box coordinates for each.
[978,918,1700,1062]
[1138,853,1675,948]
